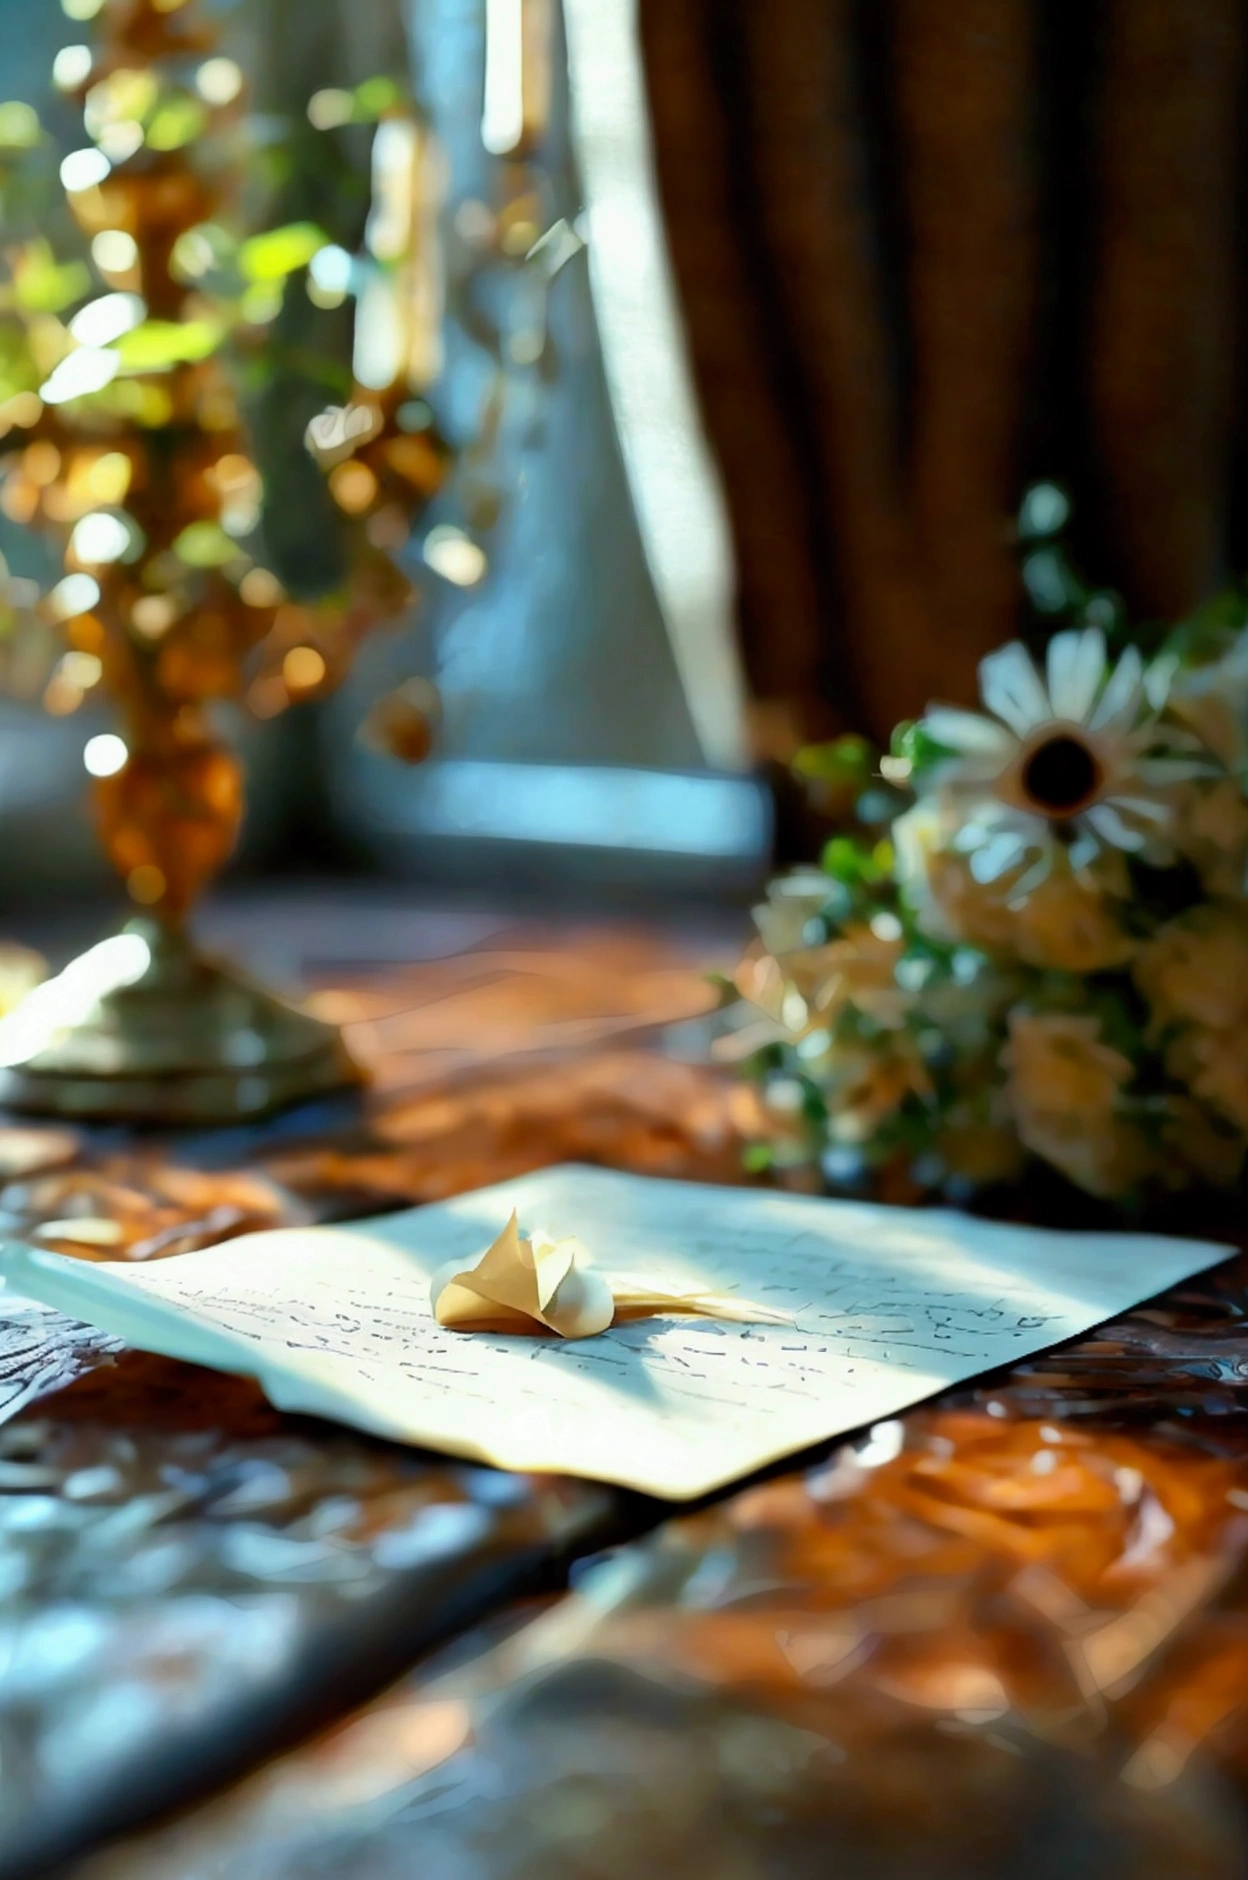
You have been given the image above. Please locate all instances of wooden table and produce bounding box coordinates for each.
[4,896,1248,1880]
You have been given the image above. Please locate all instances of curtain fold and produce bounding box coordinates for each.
[639,0,1247,747]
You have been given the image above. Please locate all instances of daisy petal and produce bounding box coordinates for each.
[1143,651,1179,712]
[922,707,1016,760]
[979,643,1051,736]
[1105,793,1169,824]
[1004,856,1052,905]
[1067,833,1100,871]
[1088,643,1143,731]
[969,832,1029,883]
[1137,754,1217,784]
[950,799,1025,850]
[1047,627,1105,722]
[712,1023,785,1061]
[1082,801,1146,851]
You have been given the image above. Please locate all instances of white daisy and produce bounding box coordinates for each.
[916,627,1203,884]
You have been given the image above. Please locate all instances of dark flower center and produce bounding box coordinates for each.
[1020,733,1101,815]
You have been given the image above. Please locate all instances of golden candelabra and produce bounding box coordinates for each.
[0,0,448,1121]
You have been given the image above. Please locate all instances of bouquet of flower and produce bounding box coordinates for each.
[725,486,1248,1210]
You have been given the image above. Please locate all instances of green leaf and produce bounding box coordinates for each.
[1022,545,1086,615]
[13,243,90,314]
[0,324,39,399]
[792,733,874,787]
[1081,591,1122,633]
[820,834,886,886]
[239,282,284,326]
[895,719,956,776]
[173,521,237,568]
[0,102,41,150]
[238,222,328,283]
[1017,480,1071,542]
[1165,585,1248,667]
[742,1142,774,1174]
[145,93,208,152]
[115,319,223,371]
[353,76,404,120]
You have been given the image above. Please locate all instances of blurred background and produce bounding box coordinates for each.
[4,17,1248,1874]
[0,0,1241,929]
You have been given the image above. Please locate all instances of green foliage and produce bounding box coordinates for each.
[352,77,405,120]
[891,717,953,778]
[238,223,328,284]
[792,734,874,789]
[1164,585,1248,668]
[0,48,441,656]
[728,482,1248,1208]
[7,242,90,315]
[820,834,887,887]
[1013,480,1141,653]
[115,319,224,371]
[1016,480,1071,542]
[0,325,38,401]
[144,94,208,152]
[1020,543,1086,616]
[173,521,237,568]
[0,102,41,150]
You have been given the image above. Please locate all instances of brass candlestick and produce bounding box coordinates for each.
[0,916,360,1124]
[0,1,447,1122]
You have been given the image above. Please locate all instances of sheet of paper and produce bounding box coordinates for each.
[0,1165,1230,1499]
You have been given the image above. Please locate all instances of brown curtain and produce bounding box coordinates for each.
[639,0,1246,750]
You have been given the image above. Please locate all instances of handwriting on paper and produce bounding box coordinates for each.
[0,1165,1229,1498]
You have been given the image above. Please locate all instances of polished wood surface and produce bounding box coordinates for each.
[2,902,1246,1877]
[0,906,738,1877]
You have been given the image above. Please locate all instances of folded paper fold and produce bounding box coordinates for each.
[430,1211,789,1339]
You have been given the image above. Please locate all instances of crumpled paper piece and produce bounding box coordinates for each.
[431,1211,790,1339]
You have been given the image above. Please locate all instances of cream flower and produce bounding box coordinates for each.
[1004,1011,1132,1120]
[719,919,910,1061]
[1160,1096,1244,1189]
[914,966,1018,1054]
[821,1034,931,1146]
[891,794,946,905]
[1166,1025,1248,1138]
[751,870,831,960]
[803,922,910,1029]
[1169,632,1248,769]
[1002,1010,1149,1197]
[894,797,1134,970]
[1172,777,1248,898]
[917,627,1200,880]
[1134,904,1248,1033]
[1008,868,1136,973]
[717,949,812,1060]
[1135,908,1248,1147]
[893,798,1020,951]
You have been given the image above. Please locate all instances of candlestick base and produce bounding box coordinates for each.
[0,917,364,1125]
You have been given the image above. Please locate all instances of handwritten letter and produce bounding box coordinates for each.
[0,1166,1229,1498]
